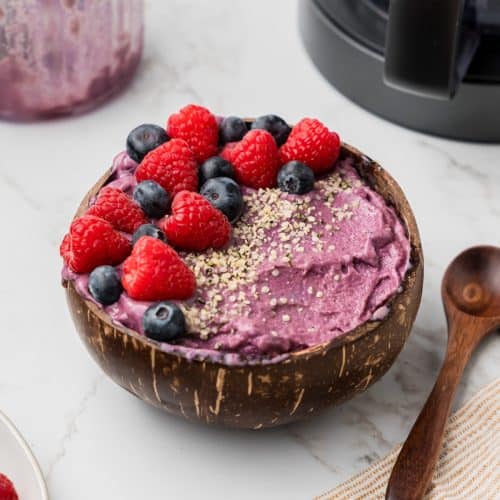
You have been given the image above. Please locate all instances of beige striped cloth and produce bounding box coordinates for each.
[318,378,500,500]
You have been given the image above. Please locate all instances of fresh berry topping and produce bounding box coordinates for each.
[0,474,18,500]
[126,124,169,163]
[280,118,340,174]
[161,191,231,251]
[122,236,195,301]
[88,265,123,305]
[199,156,235,186]
[277,161,315,195]
[133,180,170,219]
[132,223,167,246]
[200,177,244,225]
[143,301,186,342]
[221,129,280,189]
[251,114,291,146]
[166,104,218,163]
[87,187,147,233]
[136,138,198,197]
[61,215,131,274]
[219,116,248,144]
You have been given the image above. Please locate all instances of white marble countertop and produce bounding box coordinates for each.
[0,1,499,498]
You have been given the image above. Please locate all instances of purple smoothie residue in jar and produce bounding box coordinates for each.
[0,0,143,120]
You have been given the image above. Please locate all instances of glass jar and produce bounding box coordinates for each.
[0,0,144,120]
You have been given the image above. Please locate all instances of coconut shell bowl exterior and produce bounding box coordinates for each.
[63,142,423,429]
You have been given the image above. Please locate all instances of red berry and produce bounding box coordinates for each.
[220,129,280,189]
[280,118,340,174]
[161,191,231,251]
[135,139,198,198]
[60,215,131,273]
[87,187,147,233]
[0,474,19,500]
[121,236,195,301]
[167,104,218,163]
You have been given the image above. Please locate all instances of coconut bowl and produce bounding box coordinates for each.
[63,141,423,429]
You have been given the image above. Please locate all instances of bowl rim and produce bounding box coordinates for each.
[64,141,423,367]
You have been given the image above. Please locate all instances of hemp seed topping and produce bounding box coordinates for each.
[179,168,356,338]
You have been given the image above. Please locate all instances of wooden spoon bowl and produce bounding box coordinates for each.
[63,142,423,428]
[444,246,500,317]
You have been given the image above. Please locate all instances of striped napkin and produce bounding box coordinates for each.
[318,378,500,500]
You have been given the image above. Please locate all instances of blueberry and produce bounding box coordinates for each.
[126,124,169,163]
[133,180,170,219]
[219,116,248,144]
[132,224,167,246]
[200,177,244,224]
[199,156,235,186]
[143,301,186,342]
[88,266,123,305]
[251,114,291,146]
[277,161,315,195]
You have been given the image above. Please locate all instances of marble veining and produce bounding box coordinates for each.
[45,377,103,485]
[0,1,499,499]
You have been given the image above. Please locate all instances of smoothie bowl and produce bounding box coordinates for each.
[61,105,423,428]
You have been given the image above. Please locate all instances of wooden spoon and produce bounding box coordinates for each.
[386,246,500,500]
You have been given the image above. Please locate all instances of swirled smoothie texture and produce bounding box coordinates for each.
[64,152,410,364]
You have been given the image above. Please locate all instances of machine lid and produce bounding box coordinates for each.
[314,0,500,83]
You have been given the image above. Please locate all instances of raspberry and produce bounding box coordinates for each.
[161,191,231,251]
[135,139,198,198]
[167,104,218,163]
[121,236,195,301]
[220,129,280,189]
[60,215,131,273]
[87,187,147,233]
[0,474,19,500]
[280,118,340,174]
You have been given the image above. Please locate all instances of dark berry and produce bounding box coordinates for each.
[133,180,170,219]
[277,161,315,194]
[143,301,186,342]
[219,116,248,144]
[88,265,123,305]
[251,114,291,146]
[200,177,244,225]
[199,156,235,186]
[126,124,169,163]
[132,224,167,246]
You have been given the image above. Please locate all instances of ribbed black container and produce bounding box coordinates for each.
[299,0,500,142]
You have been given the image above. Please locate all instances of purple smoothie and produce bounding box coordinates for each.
[63,151,411,365]
[0,0,143,120]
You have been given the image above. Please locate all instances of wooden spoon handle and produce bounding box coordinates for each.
[385,325,478,500]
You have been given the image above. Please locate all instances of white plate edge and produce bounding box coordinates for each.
[0,410,49,500]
